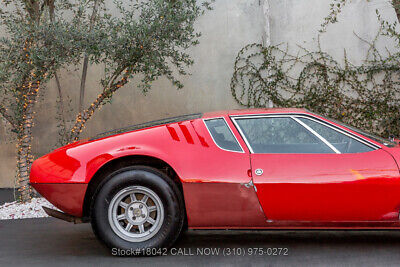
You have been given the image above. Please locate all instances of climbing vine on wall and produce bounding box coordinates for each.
[230,42,400,138]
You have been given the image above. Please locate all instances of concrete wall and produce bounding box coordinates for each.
[268,0,399,64]
[0,0,398,187]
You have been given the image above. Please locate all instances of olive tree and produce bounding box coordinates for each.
[66,0,212,142]
[0,0,211,201]
[0,0,91,201]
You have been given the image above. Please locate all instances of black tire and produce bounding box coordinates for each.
[90,166,185,255]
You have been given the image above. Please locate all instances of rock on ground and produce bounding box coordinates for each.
[0,198,57,220]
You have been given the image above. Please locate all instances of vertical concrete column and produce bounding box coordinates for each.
[262,0,271,47]
[262,0,274,107]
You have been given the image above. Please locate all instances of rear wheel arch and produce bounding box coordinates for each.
[82,155,185,220]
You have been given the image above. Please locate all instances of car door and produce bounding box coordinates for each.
[179,117,267,228]
[232,115,400,222]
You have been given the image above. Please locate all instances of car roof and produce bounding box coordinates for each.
[203,108,307,118]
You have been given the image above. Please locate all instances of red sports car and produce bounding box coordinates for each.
[30,108,400,252]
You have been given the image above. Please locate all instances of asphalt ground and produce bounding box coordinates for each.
[0,188,13,204]
[1,217,400,266]
[2,189,400,266]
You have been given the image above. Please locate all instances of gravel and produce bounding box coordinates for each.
[0,198,58,220]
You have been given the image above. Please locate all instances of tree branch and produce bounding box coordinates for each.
[54,73,67,126]
[0,104,17,129]
[79,0,100,113]
[393,0,400,23]
[70,71,130,141]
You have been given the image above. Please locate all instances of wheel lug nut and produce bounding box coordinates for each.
[141,214,145,218]
[139,204,143,208]
[129,207,133,211]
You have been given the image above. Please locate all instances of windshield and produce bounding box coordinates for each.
[326,118,397,147]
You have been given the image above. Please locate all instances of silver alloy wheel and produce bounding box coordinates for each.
[108,186,164,242]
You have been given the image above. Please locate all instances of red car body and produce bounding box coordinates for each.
[30,108,400,229]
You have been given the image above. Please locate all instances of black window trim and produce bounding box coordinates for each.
[230,114,380,154]
[203,117,244,153]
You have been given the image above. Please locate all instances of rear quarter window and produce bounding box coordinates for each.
[204,119,242,152]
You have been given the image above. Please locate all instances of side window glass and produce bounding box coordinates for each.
[297,117,374,153]
[204,119,242,152]
[235,117,334,153]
